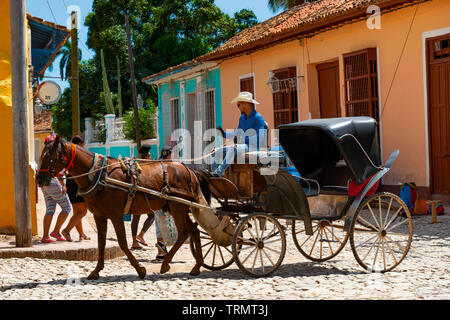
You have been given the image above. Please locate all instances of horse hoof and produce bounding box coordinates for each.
[189,268,201,276]
[87,272,99,280]
[160,264,170,274]
[138,266,146,279]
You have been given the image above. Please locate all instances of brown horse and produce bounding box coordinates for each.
[36,135,208,279]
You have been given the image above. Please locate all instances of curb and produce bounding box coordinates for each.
[0,241,125,261]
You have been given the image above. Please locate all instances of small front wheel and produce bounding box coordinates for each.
[189,229,235,271]
[232,214,286,277]
[350,192,413,273]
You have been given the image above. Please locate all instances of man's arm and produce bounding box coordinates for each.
[223,116,243,139]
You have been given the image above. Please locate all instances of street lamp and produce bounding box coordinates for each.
[267,71,280,93]
[34,97,43,114]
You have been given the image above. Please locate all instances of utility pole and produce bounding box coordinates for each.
[71,11,80,137]
[10,0,32,247]
[125,15,141,151]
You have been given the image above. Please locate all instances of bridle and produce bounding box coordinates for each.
[38,140,77,178]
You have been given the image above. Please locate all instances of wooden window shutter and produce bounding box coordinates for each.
[343,48,379,120]
[272,66,298,128]
[240,77,254,97]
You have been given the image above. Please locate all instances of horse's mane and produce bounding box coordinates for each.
[191,169,212,205]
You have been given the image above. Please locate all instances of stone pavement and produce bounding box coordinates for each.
[0,189,123,261]
[0,197,449,300]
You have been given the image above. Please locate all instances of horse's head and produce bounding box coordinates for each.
[36,135,67,187]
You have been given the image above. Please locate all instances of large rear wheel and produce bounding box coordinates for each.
[350,192,413,273]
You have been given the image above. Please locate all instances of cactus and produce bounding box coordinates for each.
[117,56,123,117]
[100,49,114,115]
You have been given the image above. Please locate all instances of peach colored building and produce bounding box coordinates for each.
[198,0,450,199]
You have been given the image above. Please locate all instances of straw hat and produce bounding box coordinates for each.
[231,91,259,105]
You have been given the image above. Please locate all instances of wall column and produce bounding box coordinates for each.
[104,113,115,156]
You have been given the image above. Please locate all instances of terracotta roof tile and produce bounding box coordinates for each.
[34,109,53,132]
[142,0,419,80]
[200,0,418,60]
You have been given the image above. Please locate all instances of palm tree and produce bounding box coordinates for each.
[268,0,314,13]
[53,40,82,81]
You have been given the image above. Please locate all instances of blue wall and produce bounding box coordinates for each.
[157,67,222,151]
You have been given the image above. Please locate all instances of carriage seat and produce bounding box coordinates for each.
[299,160,350,197]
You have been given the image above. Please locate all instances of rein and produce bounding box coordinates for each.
[63,143,77,173]
[38,142,77,178]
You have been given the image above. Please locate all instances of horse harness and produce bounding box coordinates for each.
[77,154,198,216]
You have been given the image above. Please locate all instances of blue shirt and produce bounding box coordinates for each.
[224,109,267,149]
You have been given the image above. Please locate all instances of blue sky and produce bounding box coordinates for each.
[26,0,276,90]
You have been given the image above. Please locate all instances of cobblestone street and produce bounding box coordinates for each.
[1,210,449,300]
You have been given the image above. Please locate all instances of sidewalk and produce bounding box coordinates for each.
[0,189,124,261]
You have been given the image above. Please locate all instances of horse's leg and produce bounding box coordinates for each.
[87,215,107,280]
[160,206,190,275]
[185,212,203,276]
[110,216,146,279]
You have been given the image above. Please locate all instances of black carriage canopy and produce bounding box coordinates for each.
[278,117,382,186]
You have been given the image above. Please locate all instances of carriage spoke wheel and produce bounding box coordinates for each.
[232,214,286,278]
[292,217,349,262]
[350,192,413,273]
[189,228,235,271]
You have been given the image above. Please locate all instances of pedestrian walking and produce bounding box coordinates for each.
[131,144,155,249]
[40,136,72,243]
[153,146,173,260]
[61,135,91,242]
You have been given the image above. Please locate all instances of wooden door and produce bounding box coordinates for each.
[317,61,341,118]
[428,34,450,195]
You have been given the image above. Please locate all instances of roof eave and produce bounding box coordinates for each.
[199,0,423,62]
[143,61,218,85]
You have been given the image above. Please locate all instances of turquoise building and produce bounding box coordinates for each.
[143,60,222,165]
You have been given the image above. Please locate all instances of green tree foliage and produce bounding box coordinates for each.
[85,0,258,105]
[51,60,105,139]
[51,40,83,80]
[123,102,157,142]
[268,0,316,13]
[51,0,258,137]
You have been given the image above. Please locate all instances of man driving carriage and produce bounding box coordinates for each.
[211,91,268,176]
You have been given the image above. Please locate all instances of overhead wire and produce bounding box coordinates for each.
[380,3,419,119]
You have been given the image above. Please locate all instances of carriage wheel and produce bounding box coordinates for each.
[232,214,286,278]
[189,228,235,271]
[350,192,413,273]
[292,218,349,262]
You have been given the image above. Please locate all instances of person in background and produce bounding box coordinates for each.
[40,135,72,243]
[61,135,90,242]
[153,146,172,260]
[131,144,155,249]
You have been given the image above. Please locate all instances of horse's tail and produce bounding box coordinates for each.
[192,169,211,205]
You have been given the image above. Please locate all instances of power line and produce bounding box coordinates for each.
[46,0,59,25]
[380,3,419,119]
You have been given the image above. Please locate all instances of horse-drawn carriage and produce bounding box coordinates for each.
[190,116,413,277]
[36,116,412,280]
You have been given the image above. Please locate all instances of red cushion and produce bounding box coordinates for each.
[348,174,380,197]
